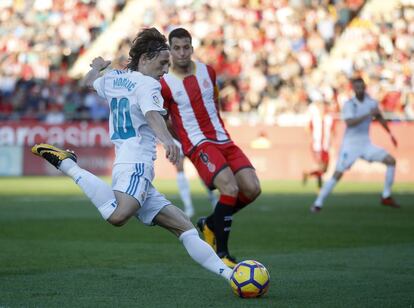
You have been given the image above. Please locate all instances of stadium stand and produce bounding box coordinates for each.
[1,0,413,123]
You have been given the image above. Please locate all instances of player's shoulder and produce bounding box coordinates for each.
[365,94,378,104]
[128,71,160,89]
[195,60,210,69]
[344,96,355,104]
[197,61,215,74]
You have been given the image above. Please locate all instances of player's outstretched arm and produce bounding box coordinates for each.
[145,110,180,165]
[82,57,111,88]
[374,110,398,147]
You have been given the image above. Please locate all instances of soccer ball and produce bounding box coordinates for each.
[230,260,270,298]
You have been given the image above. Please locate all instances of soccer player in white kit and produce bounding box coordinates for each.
[311,77,399,212]
[31,28,233,283]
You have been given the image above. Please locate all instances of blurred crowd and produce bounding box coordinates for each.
[329,0,414,120]
[0,0,413,124]
[0,0,126,122]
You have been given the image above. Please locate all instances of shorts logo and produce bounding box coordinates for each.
[199,151,216,173]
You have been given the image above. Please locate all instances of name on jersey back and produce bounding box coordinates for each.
[113,77,136,92]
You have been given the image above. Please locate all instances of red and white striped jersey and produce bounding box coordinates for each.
[308,103,335,152]
[161,61,231,155]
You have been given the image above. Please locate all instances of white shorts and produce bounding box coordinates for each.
[335,142,389,172]
[112,163,171,225]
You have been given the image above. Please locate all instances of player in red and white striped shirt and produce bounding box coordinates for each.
[303,94,335,189]
[161,28,261,268]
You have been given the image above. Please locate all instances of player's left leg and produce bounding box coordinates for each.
[363,145,400,208]
[381,154,400,208]
[222,144,261,214]
[232,168,261,215]
[153,204,233,280]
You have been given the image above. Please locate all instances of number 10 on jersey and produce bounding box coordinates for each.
[110,97,136,140]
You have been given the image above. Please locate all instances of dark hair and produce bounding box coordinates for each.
[168,27,192,45]
[127,27,169,71]
[350,76,365,84]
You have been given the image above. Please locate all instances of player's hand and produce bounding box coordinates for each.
[90,57,111,71]
[390,134,398,148]
[370,107,380,117]
[163,141,180,166]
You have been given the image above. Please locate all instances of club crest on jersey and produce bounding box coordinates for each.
[203,79,210,89]
[199,151,216,173]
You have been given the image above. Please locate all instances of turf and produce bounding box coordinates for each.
[0,177,413,307]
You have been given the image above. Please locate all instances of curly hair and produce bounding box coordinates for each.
[127,27,169,71]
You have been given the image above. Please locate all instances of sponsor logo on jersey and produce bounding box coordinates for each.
[175,90,184,97]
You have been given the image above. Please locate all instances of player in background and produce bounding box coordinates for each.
[311,77,399,212]
[160,28,261,267]
[31,28,233,282]
[302,92,335,190]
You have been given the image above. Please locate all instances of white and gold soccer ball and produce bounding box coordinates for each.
[230,260,270,298]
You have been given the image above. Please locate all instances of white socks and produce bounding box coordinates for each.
[179,229,232,280]
[382,165,395,198]
[59,159,117,220]
[314,178,338,207]
[176,172,194,217]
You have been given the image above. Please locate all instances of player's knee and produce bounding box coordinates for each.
[243,184,261,201]
[107,212,130,227]
[219,182,239,197]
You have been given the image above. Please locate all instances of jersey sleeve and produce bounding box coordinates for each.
[92,76,106,98]
[137,77,166,116]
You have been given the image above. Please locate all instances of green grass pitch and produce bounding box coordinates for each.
[0,177,413,307]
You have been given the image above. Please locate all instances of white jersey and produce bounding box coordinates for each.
[341,95,377,145]
[93,69,166,165]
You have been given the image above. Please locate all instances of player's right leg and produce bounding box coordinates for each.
[189,144,238,267]
[153,203,233,280]
[311,146,356,212]
[311,170,343,212]
[209,167,239,268]
[32,143,118,220]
